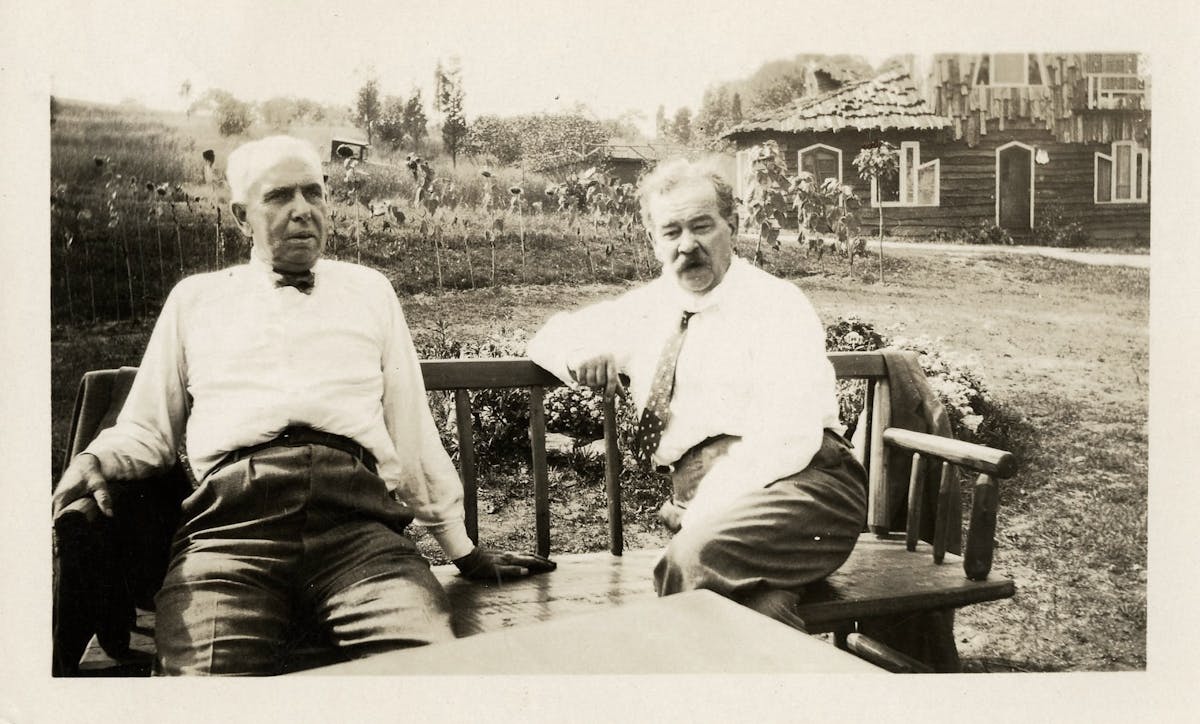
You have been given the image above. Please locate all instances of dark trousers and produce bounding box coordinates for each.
[653,430,868,626]
[153,444,453,675]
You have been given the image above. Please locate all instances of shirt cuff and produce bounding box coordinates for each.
[431,522,476,561]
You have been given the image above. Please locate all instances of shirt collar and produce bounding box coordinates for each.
[247,253,324,281]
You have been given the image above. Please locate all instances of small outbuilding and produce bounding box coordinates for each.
[330,138,370,163]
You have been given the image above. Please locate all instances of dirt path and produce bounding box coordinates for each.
[745,233,1150,269]
[880,239,1150,268]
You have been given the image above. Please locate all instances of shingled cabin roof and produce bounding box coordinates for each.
[722,70,952,137]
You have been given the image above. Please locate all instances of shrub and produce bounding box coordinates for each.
[1032,202,1091,248]
[824,316,1004,444]
[963,221,1014,246]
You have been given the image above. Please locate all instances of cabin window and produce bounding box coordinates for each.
[871,141,940,207]
[1094,141,1148,204]
[797,144,843,186]
[974,53,1046,86]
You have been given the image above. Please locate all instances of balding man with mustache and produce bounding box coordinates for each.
[527,157,867,628]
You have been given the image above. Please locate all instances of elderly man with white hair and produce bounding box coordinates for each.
[52,135,553,675]
[527,157,867,628]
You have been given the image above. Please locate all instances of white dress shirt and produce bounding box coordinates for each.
[527,256,841,529]
[84,256,475,560]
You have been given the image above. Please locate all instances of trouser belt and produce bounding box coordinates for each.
[207,426,377,480]
[660,429,851,507]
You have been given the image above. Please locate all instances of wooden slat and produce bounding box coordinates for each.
[964,473,999,581]
[932,462,954,564]
[905,452,926,551]
[883,428,1017,478]
[859,376,876,514]
[419,354,888,393]
[827,351,889,378]
[420,358,562,391]
[453,389,478,545]
[793,537,1014,633]
[867,377,892,534]
[528,386,550,557]
[602,393,624,556]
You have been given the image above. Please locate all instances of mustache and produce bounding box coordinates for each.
[675,253,708,270]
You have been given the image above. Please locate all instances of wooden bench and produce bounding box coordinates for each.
[54,351,1016,675]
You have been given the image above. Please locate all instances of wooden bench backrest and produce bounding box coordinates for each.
[419,352,895,557]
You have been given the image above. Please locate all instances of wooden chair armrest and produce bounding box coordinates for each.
[882,428,1013,580]
[882,428,1016,478]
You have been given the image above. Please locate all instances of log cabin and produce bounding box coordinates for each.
[723,54,1150,246]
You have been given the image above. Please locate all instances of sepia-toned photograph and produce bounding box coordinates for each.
[5,0,1197,719]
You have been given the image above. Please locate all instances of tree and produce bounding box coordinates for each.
[463,115,523,165]
[694,86,732,142]
[435,59,468,166]
[216,94,254,136]
[852,141,900,283]
[655,105,667,140]
[599,109,645,142]
[402,89,428,153]
[751,71,806,114]
[375,95,408,149]
[670,107,693,144]
[462,113,609,171]
[188,89,253,136]
[731,93,743,123]
[355,78,382,144]
[179,80,193,116]
[259,96,298,130]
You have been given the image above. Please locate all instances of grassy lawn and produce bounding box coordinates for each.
[50,247,1149,672]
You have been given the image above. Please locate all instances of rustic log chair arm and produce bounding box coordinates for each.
[881,427,1016,581]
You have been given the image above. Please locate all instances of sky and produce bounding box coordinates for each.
[36,0,1165,134]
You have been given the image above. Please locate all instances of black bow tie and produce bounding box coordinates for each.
[274,269,315,294]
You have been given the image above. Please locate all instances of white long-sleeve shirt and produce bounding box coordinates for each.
[527,257,841,529]
[83,256,475,560]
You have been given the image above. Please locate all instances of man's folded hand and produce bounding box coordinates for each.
[453,547,557,582]
[657,499,684,533]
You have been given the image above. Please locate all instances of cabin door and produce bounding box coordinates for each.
[996,143,1033,234]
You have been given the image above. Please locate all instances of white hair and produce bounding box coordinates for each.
[225,135,324,204]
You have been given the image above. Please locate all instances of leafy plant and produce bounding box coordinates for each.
[963,220,1014,246]
[1032,202,1091,248]
[852,141,899,283]
[738,140,791,266]
[791,174,863,273]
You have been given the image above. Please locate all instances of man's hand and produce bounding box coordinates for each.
[52,453,113,518]
[657,499,684,533]
[453,547,557,583]
[566,352,622,397]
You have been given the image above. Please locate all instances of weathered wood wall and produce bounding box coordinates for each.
[731,124,1150,246]
[928,54,1151,148]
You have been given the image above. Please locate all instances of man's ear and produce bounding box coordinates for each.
[727,213,738,235]
[230,202,251,236]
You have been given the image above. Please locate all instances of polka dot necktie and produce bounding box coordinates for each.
[633,310,695,470]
